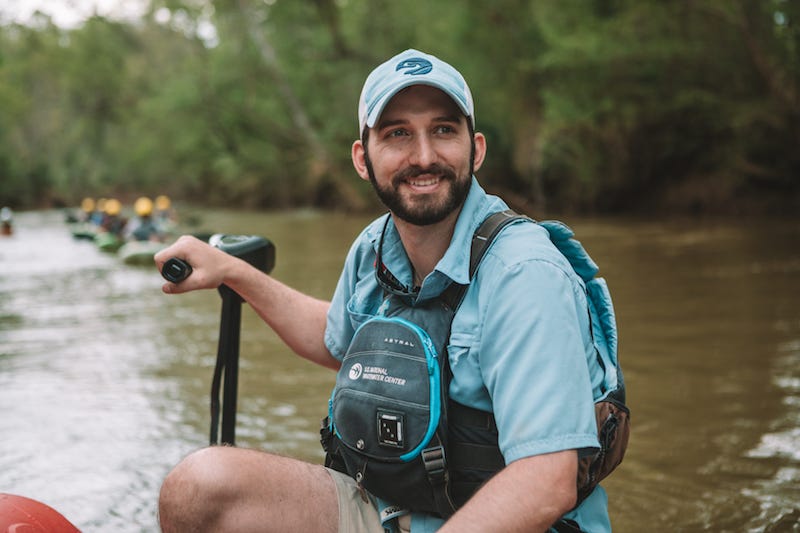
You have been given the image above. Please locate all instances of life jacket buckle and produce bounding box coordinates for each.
[421,446,447,485]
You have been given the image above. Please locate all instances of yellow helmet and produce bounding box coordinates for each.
[105,198,122,216]
[155,195,171,211]
[81,197,95,212]
[134,196,153,217]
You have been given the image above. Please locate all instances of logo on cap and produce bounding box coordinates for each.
[396,58,432,76]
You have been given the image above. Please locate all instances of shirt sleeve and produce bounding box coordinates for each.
[477,253,600,464]
[324,225,384,361]
[324,238,361,361]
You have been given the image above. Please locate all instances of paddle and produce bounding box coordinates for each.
[162,234,275,446]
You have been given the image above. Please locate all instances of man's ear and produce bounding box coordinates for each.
[472,132,487,173]
[351,139,370,182]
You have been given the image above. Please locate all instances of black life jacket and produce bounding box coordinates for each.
[320,210,630,523]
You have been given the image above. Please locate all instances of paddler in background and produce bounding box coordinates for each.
[99,198,126,237]
[79,197,96,223]
[154,195,177,235]
[91,198,107,225]
[1,207,13,236]
[124,197,164,242]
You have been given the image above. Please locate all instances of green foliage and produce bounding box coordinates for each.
[0,0,797,214]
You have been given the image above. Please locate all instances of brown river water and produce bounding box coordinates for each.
[0,208,798,532]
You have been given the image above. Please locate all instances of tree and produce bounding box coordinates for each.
[0,0,797,214]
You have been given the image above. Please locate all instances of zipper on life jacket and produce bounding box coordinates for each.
[380,316,441,463]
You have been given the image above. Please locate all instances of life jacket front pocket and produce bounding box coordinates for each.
[328,316,447,513]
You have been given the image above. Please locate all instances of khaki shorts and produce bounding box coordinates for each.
[327,468,411,533]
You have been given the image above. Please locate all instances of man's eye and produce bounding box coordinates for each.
[435,125,455,134]
[388,129,408,138]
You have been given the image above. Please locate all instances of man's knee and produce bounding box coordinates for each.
[162,447,241,497]
[159,447,241,530]
[159,447,338,532]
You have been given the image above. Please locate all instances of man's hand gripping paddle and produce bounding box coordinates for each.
[161,234,275,445]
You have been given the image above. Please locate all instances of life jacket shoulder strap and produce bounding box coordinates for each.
[469,209,533,278]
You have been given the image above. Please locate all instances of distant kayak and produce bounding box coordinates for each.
[95,231,123,253]
[118,240,168,265]
[69,222,99,240]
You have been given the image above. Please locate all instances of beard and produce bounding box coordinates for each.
[365,158,473,226]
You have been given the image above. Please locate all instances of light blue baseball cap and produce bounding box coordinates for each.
[358,49,475,134]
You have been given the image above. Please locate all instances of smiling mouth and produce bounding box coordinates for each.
[394,164,454,190]
[405,176,441,188]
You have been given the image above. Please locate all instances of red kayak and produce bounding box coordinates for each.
[0,493,80,532]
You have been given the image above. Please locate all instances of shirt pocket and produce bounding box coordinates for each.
[447,330,477,367]
[447,325,491,409]
[345,276,382,332]
[447,283,481,367]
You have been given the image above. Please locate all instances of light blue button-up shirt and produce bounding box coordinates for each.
[325,178,611,532]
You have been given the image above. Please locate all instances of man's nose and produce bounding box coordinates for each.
[409,134,436,168]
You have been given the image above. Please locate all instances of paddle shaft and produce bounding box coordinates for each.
[210,285,242,446]
[162,234,275,447]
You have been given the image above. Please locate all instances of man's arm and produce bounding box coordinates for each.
[155,235,339,370]
[439,450,577,533]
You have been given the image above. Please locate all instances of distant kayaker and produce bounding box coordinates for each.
[91,198,107,225]
[154,194,177,232]
[79,197,96,223]
[125,197,164,242]
[98,198,126,236]
[156,49,611,533]
[1,207,12,236]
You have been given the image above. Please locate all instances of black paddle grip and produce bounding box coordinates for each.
[162,257,193,283]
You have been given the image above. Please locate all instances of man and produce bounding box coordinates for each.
[155,49,610,532]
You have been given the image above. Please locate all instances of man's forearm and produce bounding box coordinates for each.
[223,259,338,370]
[156,236,338,371]
[439,450,577,533]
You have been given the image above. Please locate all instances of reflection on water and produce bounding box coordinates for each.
[0,210,798,532]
